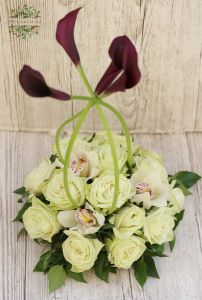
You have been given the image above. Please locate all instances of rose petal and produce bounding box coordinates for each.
[56,8,81,65]
[57,210,77,228]
[95,35,141,95]
[19,65,70,100]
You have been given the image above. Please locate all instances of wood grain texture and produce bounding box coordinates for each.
[0,0,202,133]
[1,131,202,300]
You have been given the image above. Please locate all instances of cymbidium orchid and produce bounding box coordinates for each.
[19,7,141,214]
[57,203,105,234]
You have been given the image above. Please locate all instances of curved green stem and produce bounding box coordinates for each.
[63,102,93,207]
[77,64,95,97]
[55,109,85,164]
[99,100,134,167]
[71,95,92,101]
[95,104,119,214]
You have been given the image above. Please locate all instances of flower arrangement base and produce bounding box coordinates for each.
[14,7,201,293]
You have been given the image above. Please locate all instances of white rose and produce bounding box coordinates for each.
[143,207,175,244]
[106,236,146,269]
[52,136,92,160]
[97,143,127,173]
[168,187,185,215]
[43,170,85,210]
[86,174,134,215]
[62,230,104,272]
[90,131,130,149]
[134,145,163,166]
[24,159,55,194]
[57,203,105,234]
[131,157,170,209]
[23,197,61,242]
[109,205,145,239]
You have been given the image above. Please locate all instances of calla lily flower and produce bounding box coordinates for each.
[56,7,81,65]
[95,35,141,95]
[19,65,70,100]
[57,203,105,234]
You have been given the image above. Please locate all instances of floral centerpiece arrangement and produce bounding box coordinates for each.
[14,8,201,293]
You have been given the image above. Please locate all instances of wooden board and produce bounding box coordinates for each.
[0,131,201,300]
[0,0,202,133]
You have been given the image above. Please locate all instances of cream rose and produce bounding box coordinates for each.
[131,157,170,209]
[86,174,134,215]
[109,205,145,239]
[97,143,127,173]
[43,170,85,210]
[134,145,163,166]
[23,197,61,242]
[168,187,185,215]
[106,236,146,269]
[90,131,129,148]
[143,207,175,244]
[52,136,92,160]
[24,159,55,194]
[62,230,104,273]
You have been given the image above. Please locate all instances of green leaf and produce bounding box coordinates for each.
[13,202,31,222]
[144,256,159,278]
[87,132,96,143]
[169,234,176,252]
[174,210,185,229]
[17,227,27,240]
[133,257,147,288]
[145,250,167,257]
[84,234,97,239]
[174,179,192,196]
[101,223,115,230]
[50,154,57,163]
[94,251,113,283]
[48,265,67,293]
[64,263,86,283]
[34,238,50,245]
[172,171,201,189]
[145,243,167,257]
[150,244,164,252]
[68,271,86,283]
[14,186,28,196]
[33,251,52,272]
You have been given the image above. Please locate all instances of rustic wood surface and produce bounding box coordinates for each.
[0,0,202,133]
[0,131,201,300]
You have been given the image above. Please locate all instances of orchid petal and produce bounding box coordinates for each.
[95,35,141,95]
[56,8,81,65]
[19,65,70,100]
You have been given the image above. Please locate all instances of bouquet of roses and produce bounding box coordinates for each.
[14,8,201,293]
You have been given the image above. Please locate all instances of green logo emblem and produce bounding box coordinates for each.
[9,4,41,39]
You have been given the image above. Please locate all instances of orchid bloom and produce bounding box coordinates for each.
[57,203,105,234]
[19,7,141,214]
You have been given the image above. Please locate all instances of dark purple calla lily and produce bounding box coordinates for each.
[19,65,70,100]
[56,8,81,65]
[95,35,141,95]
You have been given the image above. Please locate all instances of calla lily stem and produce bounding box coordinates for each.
[95,104,120,214]
[57,64,133,213]
[63,102,93,207]
[55,109,86,163]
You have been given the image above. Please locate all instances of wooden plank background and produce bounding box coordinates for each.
[0,0,202,134]
[0,131,201,300]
